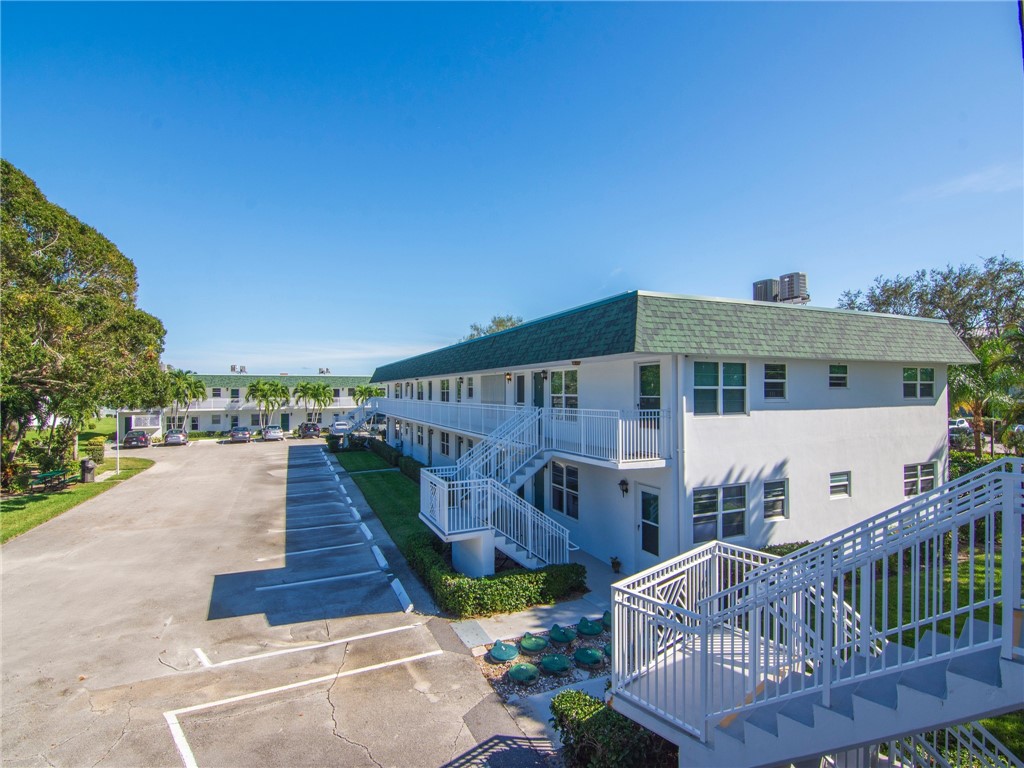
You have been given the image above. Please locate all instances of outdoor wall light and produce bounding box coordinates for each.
[541,370,548,381]
[572,360,582,366]
[618,479,629,497]
[505,372,512,383]
[457,377,464,384]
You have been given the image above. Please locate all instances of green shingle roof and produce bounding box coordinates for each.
[370,291,976,382]
[195,374,371,389]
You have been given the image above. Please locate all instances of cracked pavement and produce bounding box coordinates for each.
[2,441,555,767]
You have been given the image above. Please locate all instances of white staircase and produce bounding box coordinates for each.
[609,459,1024,768]
[419,407,570,570]
[340,399,378,432]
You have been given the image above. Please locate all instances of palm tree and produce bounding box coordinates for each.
[244,380,291,430]
[264,380,290,428]
[309,382,334,425]
[948,335,1023,457]
[352,384,384,407]
[167,369,206,429]
[244,380,270,430]
[293,381,318,424]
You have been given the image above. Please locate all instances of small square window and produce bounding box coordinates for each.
[764,364,786,399]
[764,480,788,518]
[903,368,935,399]
[830,471,851,498]
[212,387,222,398]
[904,463,936,496]
[829,365,848,389]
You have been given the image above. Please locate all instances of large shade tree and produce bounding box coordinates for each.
[1,160,166,473]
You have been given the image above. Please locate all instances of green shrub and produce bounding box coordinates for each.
[550,689,677,768]
[760,541,811,558]
[85,436,105,463]
[1003,429,1024,457]
[398,455,426,484]
[949,450,993,479]
[368,439,401,466]
[326,435,342,452]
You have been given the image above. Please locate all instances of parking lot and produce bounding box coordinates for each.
[1,439,553,767]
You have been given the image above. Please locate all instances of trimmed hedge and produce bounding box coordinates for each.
[398,455,426,484]
[368,439,401,466]
[400,529,587,617]
[550,689,677,768]
[760,541,811,558]
[949,450,994,479]
[84,436,106,463]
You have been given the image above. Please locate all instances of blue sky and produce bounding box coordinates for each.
[3,2,1022,375]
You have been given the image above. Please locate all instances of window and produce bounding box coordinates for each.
[231,415,239,428]
[467,439,474,451]
[230,388,240,401]
[829,364,848,389]
[551,462,579,519]
[191,416,199,431]
[456,379,462,402]
[457,436,464,457]
[515,375,526,406]
[550,370,579,409]
[165,416,184,430]
[405,382,412,398]
[467,377,474,398]
[315,413,323,424]
[212,414,221,425]
[830,471,851,498]
[428,381,433,400]
[251,414,260,427]
[904,463,936,497]
[903,368,935,399]
[306,412,314,422]
[693,484,747,543]
[764,480,788,518]
[440,431,450,456]
[348,388,356,397]
[417,382,424,400]
[694,362,747,415]
[764,364,787,399]
[212,387,222,398]
[333,388,341,398]
[416,426,424,445]
[440,380,450,402]
[394,383,401,399]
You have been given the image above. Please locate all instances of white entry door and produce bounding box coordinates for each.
[636,485,661,571]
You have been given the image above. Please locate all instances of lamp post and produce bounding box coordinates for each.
[115,409,120,475]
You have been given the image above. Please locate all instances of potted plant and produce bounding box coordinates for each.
[610,556,621,574]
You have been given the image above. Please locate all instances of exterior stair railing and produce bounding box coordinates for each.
[611,458,1024,744]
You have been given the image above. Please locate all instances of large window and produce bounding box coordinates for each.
[694,362,746,415]
[693,484,747,543]
[440,431,450,456]
[417,381,424,400]
[904,463,936,496]
[903,368,935,399]
[166,416,185,430]
[829,364,848,389]
[551,461,579,519]
[764,364,787,400]
[764,479,788,518]
[550,370,579,409]
[830,471,851,498]
[440,380,450,402]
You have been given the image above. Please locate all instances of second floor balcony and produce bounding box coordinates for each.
[376,398,672,466]
[182,397,357,412]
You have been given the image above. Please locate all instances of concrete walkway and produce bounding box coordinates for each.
[450,549,619,652]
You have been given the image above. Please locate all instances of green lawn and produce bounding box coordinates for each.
[349,470,424,547]
[337,451,393,473]
[1,457,153,544]
[78,415,118,444]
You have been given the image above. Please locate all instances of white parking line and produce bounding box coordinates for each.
[266,522,358,533]
[165,650,443,768]
[192,623,422,668]
[254,570,380,591]
[255,543,364,562]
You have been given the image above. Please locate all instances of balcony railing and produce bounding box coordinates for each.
[376,398,671,463]
[179,397,356,412]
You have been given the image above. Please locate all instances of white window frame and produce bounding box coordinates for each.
[467,377,474,399]
[903,367,935,399]
[416,425,423,445]
[250,414,261,427]
[230,388,240,402]
[830,471,852,498]
[764,364,787,400]
[440,431,450,456]
[550,370,579,410]
[417,382,424,400]
[904,462,936,497]
[440,379,450,402]
[693,484,747,543]
[829,364,848,389]
[551,461,579,520]
[211,387,222,398]
[694,362,747,415]
[764,479,788,518]
[212,414,221,426]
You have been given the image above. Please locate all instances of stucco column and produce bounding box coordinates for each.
[452,531,496,577]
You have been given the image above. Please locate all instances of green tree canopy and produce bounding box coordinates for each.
[244,379,290,430]
[837,255,1024,350]
[165,369,207,427]
[352,384,384,406]
[1,160,166,469]
[460,314,524,342]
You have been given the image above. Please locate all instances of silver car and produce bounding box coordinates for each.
[262,425,285,441]
[164,429,189,446]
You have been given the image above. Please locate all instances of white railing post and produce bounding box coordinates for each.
[700,602,711,743]
[1002,466,1022,660]
[822,558,834,707]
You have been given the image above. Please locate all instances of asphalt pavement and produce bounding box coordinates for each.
[1,438,556,767]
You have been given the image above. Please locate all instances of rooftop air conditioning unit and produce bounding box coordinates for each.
[779,272,810,304]
[753,279,780,302]
[239,365,247,373]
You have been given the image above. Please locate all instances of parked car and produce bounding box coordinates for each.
[164,428,189,446]
[329,420,351,436]
[948,426,972,450]
[948,418,973,432]
[122,429,151,449]
[262,425,285,441]
[298,422,322,439]
[229,425,253,443]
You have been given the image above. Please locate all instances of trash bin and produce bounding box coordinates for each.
[80,458,97,483]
